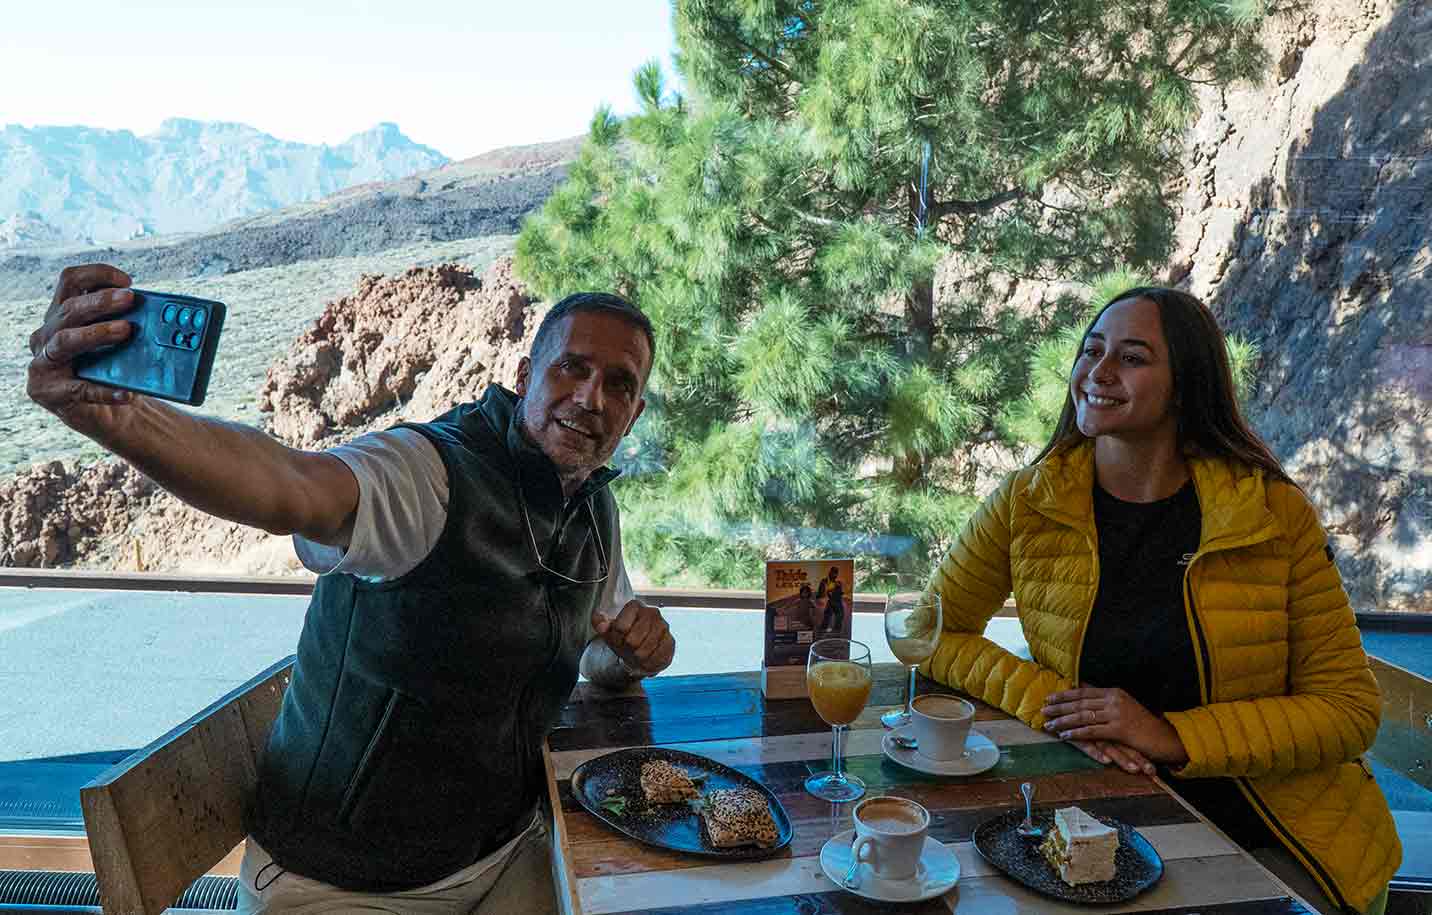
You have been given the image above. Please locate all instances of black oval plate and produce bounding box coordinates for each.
[570,747,793,859]
[972,809,1163,904]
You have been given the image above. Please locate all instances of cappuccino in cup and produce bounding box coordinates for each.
[909,694,975,760]
[855,797,926,834]
[851,796,930,878]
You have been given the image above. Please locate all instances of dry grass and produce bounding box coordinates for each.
[0,235,516,477]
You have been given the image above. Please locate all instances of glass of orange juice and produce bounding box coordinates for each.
[805,638,873,802]
[881,590,943,728]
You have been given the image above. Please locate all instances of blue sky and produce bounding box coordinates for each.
[3,0,678,159]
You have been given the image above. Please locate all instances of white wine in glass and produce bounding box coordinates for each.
[881,591,943,729]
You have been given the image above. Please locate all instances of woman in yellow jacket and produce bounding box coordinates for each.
[923,287,1399,914]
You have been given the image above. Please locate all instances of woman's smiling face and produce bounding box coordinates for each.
[1070,296,1178,444]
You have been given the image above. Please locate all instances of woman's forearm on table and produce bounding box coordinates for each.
[926,631,1070,728]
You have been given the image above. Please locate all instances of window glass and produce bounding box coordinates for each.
[1,0,1426,854]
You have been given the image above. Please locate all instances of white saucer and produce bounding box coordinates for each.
[881,726,1000,776]
[819,828,960,902]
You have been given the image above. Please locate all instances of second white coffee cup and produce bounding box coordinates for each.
[850,796,929,879]
[909,694,975,760]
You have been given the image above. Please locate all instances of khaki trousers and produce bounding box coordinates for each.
[235,812,558,915]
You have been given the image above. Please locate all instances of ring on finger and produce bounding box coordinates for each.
[40,341,61,364]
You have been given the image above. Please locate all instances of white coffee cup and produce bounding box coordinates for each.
[909,694,975,761]
[850,796,930,879]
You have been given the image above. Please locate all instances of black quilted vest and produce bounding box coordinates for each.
[247,385,617,890]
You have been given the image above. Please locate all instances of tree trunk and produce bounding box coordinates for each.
[905,183,934,353]
[897,179,934,491]
[894,451,926,488]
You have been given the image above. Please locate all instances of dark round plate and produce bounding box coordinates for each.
[971,809,1163,904]
[570,747,793,859]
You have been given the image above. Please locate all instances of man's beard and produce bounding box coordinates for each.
[516,398,601,481]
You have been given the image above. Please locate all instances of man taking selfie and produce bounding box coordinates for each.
[27,264,676,913]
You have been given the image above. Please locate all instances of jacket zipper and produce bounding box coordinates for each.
[1182,560,1214,702]
[1182,555,1350,912]
[1070,528,1100,686]
[1235,779,1348,910]
[514,508,571,783]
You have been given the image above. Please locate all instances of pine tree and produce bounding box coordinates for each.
[516,0,1268,588]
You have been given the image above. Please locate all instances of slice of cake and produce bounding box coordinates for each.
[700,787,780,849]
[1038,806,1120,885]
[639,759,701,804]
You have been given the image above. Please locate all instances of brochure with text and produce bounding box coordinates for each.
[763,559,855,669]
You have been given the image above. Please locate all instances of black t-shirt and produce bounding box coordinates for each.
[1080,480,1278,850]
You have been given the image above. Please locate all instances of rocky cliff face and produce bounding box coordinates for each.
[258,257,543,450]
[1166,0,1429,610]
[0,461,154,569]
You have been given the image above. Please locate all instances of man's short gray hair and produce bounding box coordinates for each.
[530,292,656,381]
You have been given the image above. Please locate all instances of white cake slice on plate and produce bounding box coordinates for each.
[1038,805,1120,885]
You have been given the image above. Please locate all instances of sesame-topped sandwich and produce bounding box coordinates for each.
[701,787,780,849]
[639,759,702,804]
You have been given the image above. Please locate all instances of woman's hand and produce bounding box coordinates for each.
[1042,686,1189,766]
[1068,739,1157,776]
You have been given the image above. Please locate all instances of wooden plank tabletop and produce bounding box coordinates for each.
[542,666,1315,915]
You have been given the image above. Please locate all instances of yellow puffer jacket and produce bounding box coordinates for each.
[923,442,1401,913]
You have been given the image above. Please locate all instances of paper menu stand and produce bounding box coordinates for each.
[761,559,855,699]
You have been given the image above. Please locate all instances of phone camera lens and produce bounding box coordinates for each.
[162,304,179,323]
[191,309,206,329]
[172,331,186,346]
[189,334,201,350]
[178,308,193,327]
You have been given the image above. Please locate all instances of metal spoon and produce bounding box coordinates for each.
[1017,782,1043,840]
[891,732,919,750]
[842,847,862,889]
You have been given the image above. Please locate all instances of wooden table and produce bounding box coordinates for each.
[542,665,1315,914]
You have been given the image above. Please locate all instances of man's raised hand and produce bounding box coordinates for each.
[27,264,138,422]
[592,599,675,677]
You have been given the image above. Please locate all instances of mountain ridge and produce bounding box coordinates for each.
[0,134,583,301]
[0,118,450,249]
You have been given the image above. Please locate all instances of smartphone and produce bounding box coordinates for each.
[73,289,226,406]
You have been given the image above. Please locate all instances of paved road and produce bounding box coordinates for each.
[1,588,312,763]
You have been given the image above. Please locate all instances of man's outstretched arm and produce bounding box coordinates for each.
[27,264,359,546]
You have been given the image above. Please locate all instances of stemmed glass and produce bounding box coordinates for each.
[805,638,873,802]
[880,590,943,729]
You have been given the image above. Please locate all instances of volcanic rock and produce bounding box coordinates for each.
[258,256,544,450]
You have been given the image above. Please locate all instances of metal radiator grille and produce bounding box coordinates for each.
[0,870,237,909]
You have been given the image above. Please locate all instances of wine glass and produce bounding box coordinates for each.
[880,590,943,729]
[805,638,873,802]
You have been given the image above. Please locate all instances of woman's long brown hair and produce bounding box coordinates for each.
[1032,286,1293,484]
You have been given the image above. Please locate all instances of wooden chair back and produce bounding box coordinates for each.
[79,655,294,915]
